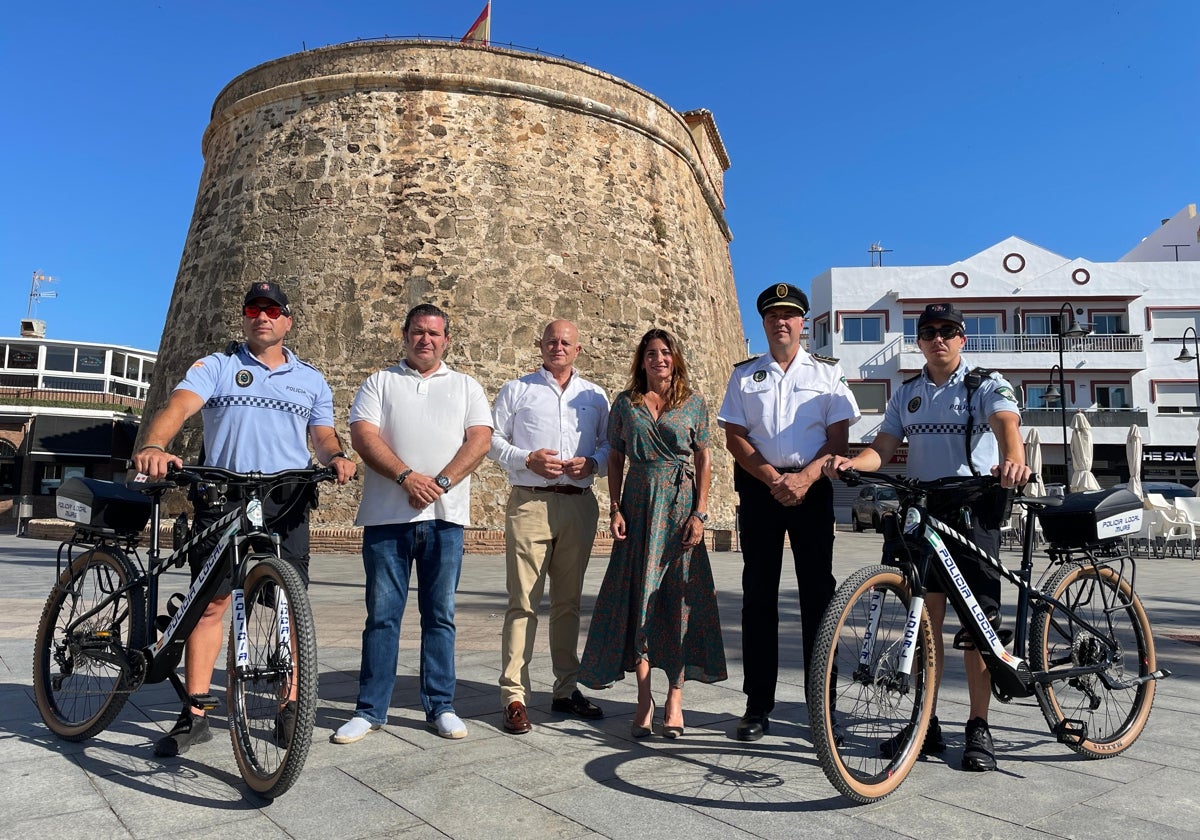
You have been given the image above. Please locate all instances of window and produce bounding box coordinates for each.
[1149,309,1200,339]
[1095,385,1130,409]
[7,343,39,370]
[1026,384,1054,409]
[811,318,830,349]
[43,376,105,393]
[849,382,887,414]
[45,346,75,372]
[1024,314,1054,335]
[1091,313,1125,335]
[903,316,918,341]
[963,315,999,351]
[1155,382,1199,414]
[842,316,882,343]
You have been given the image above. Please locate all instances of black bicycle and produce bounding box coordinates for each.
[32,464,335,799]
[810,470,1170,803]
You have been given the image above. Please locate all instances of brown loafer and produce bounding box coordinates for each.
[551,690,604,719]
[503,701,532,734]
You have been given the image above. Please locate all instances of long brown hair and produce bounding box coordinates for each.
[626,328,693,412]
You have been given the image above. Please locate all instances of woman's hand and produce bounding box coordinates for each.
[610,511,627,540]
[682,513,704,548]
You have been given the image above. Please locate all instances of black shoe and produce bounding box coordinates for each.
[551,690,604,719]
[736,710,770,741]
[880,715,947,759]
[962,717,996,772]
[274,701,297,747]
[154,708,213,757]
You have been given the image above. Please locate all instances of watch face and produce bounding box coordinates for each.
[436,475,451,490]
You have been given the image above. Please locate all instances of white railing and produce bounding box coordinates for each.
[900,334,1144,353]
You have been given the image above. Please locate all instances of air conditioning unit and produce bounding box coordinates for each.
[20,318,46,337]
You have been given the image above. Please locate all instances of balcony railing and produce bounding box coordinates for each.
[1021,408,1148,428]
[900,334,1144,353]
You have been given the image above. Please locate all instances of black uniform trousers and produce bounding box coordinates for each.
[737,471,836,714]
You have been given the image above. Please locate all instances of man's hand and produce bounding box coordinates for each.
[132,447,182,481]
[992,459,1032,489]
[330,456,356,485]
[770,472,813,506]
[822,455,852,480]
[561,456,593,480]
[526,448,566,479]
[405,472,445,508]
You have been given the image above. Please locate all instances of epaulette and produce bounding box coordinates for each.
[810,353,839,365]
[733,356,759,368]
[902,372,922,384]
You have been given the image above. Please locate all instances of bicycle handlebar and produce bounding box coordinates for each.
[130,463,338,496]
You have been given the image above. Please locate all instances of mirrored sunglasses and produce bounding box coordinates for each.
[243,304,285,319]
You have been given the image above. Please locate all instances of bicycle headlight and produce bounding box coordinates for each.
[903,507,922,535]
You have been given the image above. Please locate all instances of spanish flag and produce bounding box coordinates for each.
[461,2,491,45]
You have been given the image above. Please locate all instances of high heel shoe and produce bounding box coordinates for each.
[662,724,684,739]
[631,701,655,738]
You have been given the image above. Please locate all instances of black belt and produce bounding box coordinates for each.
[775,467,805,474]
[514,484,591,496]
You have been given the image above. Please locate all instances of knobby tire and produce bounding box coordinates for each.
[33,547,146,741]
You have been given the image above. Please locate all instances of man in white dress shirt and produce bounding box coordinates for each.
[489,320,610,734]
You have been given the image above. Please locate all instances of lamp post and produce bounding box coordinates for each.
[1175,325,1200,411]
[1042,365,1069,483]
[1054,303,1091,483]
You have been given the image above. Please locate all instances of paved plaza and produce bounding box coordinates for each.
[2,527,1198,839]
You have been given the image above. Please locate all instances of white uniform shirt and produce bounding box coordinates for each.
[350,361,493,528]
[489,367,611,487]
[718,349,861,468]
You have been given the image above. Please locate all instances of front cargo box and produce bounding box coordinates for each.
[1036,487,1143,548]
[56,477,151,534]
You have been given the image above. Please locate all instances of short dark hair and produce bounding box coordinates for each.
[402,303,450,336]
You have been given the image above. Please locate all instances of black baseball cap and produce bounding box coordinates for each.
[243,281,290,313]
[756,283,809,316]
[917,302,964,329]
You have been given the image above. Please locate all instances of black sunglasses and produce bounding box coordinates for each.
[917,325,963,341]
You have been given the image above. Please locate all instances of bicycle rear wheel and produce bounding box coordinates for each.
[227,555,318,798]
[33,547,146,741]
[1029,561,1156,758]
[810,565,936,804]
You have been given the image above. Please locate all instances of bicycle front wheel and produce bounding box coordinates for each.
[810,565,936,804]
[1029,561,1156,758]
[33,547,146,741]
[227,556,318,798]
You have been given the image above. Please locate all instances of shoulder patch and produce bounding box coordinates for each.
[733,356,760,368]
[902,372,922,384]
[811,353,839,365]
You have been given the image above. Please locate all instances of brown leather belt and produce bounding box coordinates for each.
[514,484,590,496]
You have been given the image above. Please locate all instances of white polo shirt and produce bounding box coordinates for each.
[350,361,493,528]
[718,349,861,468]
[489,367,611,488]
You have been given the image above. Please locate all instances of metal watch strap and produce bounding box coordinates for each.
[396,468,413,485]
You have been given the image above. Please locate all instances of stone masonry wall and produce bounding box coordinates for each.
[145,41,745,532]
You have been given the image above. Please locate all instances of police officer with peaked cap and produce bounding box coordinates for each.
[717,282,861,741]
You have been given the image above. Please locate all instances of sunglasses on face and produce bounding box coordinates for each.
[243,304,286,319]
[918,325,963,341]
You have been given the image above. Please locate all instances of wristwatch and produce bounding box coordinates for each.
[396,469,413,486]
[690,511,709,523]
[331,451,350,462]
[435,474,452,491]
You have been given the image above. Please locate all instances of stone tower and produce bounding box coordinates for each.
[147,40,744,532]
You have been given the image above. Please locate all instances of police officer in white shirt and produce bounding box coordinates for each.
[489,320,610,734]
[718,283,860,742]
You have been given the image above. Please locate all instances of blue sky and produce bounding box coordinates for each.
[2,1,1197,353]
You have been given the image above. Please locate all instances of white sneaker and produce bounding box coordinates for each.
[331,717,380,744]
[428,711,468,740]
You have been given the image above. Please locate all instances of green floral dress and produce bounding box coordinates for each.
[579,391,727,689]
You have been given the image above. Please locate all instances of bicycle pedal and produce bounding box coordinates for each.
[190,693,220,712]
[1054,718,1088,745]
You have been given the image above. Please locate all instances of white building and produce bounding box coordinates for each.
[808,205,1200,511]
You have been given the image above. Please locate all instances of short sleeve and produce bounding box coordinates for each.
[607,392,629,455]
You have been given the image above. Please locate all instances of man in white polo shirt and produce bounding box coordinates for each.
[332,303,493,743]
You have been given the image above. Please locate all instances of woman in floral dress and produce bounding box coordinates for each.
[579,328,726,738]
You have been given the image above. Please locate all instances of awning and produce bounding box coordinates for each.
[29,415,116,459]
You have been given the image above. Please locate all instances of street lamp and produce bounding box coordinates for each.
[1042,365,1069,483]
[1175,325,1200,412]
[1054,303,1091,482]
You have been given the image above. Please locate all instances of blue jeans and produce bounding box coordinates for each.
[353,520,464,724]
